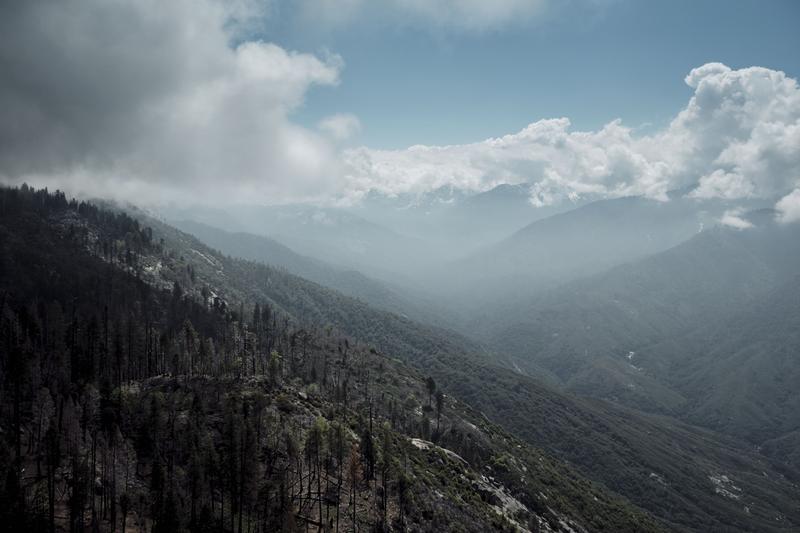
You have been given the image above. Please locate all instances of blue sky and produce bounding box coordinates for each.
[2,0,799,211]
[270,0,800,149]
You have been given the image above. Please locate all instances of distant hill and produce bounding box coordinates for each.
[347,184,572,256]
[136,200,800,531]
[163,204,436,282]
[644,275,800,443]
[480,217,800,448]
[0,185,664,533]
[6,187,796,531]
[171,219,452,328]
[444,194,733,309]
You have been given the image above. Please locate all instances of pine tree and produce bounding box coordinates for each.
[425,376,436,409]
[347,444,362,531]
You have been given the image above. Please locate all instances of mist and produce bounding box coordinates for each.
[2,1,800,531]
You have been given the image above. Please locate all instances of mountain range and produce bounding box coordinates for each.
[2,184,798,531]
[151,186,800,531]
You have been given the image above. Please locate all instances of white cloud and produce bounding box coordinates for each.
[691,170,756,200]
[343,63,800,205]
[776,189,800,224]
[678,63,800,200]
[719,209,754,229]
[318,113,362,141]
[2,1,797,213]
[0,0,343,205]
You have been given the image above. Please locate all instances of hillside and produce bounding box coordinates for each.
[5,187,799,531]
[642,276,800,444]
[473,216,800,485]
[346,184,569,257]
[170,219,453,330]
[129,201,800,530]
[0,186,663,532]
[442,195,729,309]
[163,204,436,282]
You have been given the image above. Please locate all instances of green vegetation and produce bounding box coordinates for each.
[142,196,800,530]
[477,220,800,445]
[0,186,665,531]
[3,185,798,531]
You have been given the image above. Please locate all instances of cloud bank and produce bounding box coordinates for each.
[0,0,345,205]
[343,63,800,208]
[0,1,797,213]
[776,189,800,224]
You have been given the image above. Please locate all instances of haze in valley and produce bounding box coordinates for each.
[1,1,799,531]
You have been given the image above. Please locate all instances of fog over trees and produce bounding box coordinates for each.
[2,1,800,532]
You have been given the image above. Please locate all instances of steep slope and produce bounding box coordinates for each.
[347,184,571,257]
[0,185,665,532]
[762,430,800,471]
[445,194,730,308]
[448,366,800,533]
[482,218,800,438]
[123,203,800,531]
[171,219,450,328]
[163,203,436,281]
[643,276,800,443]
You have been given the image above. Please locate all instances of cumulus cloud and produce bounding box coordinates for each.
[0,0,344,205]
[719,209,754,229]
[776,189,800,224]
[343,63,800,206]
[318,113,362,141]
[679,63,800,200]
[2,1,797,214]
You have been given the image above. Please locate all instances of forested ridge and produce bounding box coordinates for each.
[147,197,800,531]
[0,187,664,532]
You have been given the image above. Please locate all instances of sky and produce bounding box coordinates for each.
[0,0,799,219]
[278,0,800,148]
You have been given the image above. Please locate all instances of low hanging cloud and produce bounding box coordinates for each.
[318,113,362,141]
[0,0,345,205]
[719,209,754,230]
[343,63,800,208]
[776,189,800,224]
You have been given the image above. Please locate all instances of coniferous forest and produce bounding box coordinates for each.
[1,187,669,531]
